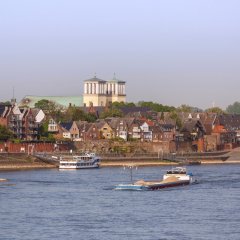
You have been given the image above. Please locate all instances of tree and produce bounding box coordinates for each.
[137,101,175,112]
[177,104,192,112]
[205,107,225,114]
[34,99,63,117]
[39,122,56,142]
[111,101,136,108]
[84,113,98,122]
[72,108,86,121]
[34,99,51,110]
[177,104,203,113]
[100,108,123,119]
[226,102,240,114]
[169,111,182,129]
[0,125,13,141]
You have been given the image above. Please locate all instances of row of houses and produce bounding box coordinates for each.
[49,118,175,143]
[49,111,240,151]
[1,102,240,152]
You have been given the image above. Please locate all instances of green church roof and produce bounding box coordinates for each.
[19,95,83,108]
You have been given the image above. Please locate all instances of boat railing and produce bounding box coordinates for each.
[166,167,187,174]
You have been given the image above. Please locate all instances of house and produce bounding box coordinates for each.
[104,117,135,141]
[160,124,175,141]
[48,118,59,133]
[76,121,100,141]
[24,108,41,140]
[211,114,240,149]
[69,121,80,140]
[151,124,163,142]
[179,118,206,152]
[96,120,114,139]
[127,119,142,140]
[7,106,42,140]
[151,123,175,143]
[140,121,153,142]
[60,122,73,139]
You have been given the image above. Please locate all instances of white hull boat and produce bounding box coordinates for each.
[59,153,100,169]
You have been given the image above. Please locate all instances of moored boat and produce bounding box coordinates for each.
[59,153,101,169]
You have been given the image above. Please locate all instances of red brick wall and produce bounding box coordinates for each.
[0,118,7,127]
[0,142,70,153]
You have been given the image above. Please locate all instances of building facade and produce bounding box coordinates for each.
[83,75,126,107]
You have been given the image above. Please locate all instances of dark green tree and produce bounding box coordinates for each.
[34,99,63,117]
[0,125,13,141]
[138,101,175,112]
[111,101,136,108]
[100,108,123,119]
[39,122,56,142]
[226,102,240,114]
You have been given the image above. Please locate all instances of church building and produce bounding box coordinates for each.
[83,74,126,107]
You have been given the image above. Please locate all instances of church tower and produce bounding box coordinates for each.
[106,73,126,103]
[83,74,126,107]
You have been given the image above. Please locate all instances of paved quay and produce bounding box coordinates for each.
[1,149,240,170]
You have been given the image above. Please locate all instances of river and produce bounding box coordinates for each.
[0,164,240,240]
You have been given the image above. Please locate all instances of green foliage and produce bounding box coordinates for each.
[160,112,165,120]
[177,104,203,113]
[226,102,240,114]
[0,125,13,141]
[12,139,21,143]
[38,122,55,141]
[138,101,175,112]
[53,106,97,123]
[84,113,97,122]
[169,111,182,129]
[35,99,63,118]
[72,108,85,121]
[205,107,225,114]
[177,104,192,112]
[100,108,123,119]
[111,101,136,108]
[0,101,11,105]
[112,137,125,143]
[127,136,138,142]
[34,99,51,110]
[39,122,49,138]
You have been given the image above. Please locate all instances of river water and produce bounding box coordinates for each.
[0,164,240,240]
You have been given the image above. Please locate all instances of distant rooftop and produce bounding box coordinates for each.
[19,95,83,108]
[84,76,106,83]
[84,73,125,83]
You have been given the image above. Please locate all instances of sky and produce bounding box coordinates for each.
[0,0,240,110]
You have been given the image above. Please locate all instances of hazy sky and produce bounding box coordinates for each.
[1,0,240,109]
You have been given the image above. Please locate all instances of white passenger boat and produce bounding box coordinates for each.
[59,153,101,169]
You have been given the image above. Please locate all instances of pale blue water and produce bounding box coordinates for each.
[0,165,240,240]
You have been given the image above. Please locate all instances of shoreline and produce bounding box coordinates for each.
[101,160,240,167]
[0,159,240,171]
